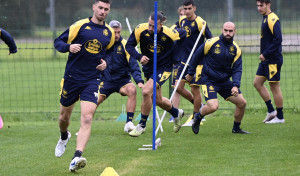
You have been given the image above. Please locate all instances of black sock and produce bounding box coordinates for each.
[61,131,68,140]
[139,114,148,128]
[72,150,82,159]
[276,107,284,119]
[167,106,179,118]
[195,112,204,121]
[127,112,134,122]
[233,121,241,131]
[192,111,197,119]
[265,100,275,113]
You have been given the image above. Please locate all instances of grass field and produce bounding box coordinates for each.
[0,110,299,176]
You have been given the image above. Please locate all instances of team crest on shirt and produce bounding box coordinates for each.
[191,22,195,27]
[161,36,167,42]
[184,26,191,37]
[214,44,221,54]
[117,45,122,54]
[209,86,214,91]
[103,29,108,36]
[85,39,102,54]
[229,46,235,56]
[147,43,163,53]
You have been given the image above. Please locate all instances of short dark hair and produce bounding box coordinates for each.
[150,11,167,23]
[95,0,111,4]
[256,0,271,4]
[183,0,195,6]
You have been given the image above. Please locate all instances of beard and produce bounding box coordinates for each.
[223,34,234,43]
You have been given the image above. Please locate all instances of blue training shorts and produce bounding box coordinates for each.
[98,79,132,98]
[201,80,242,101]
[144,67,172,87]
[256,62,282,82]
[176,62,203,86]
[60,78,100,107]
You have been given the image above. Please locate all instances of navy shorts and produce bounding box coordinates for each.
[99,79,132,98]
[256,62,282,82]
[144,67,172,87]
[176,62,203,86]
[201,80,242,101]
[60,78,100,107]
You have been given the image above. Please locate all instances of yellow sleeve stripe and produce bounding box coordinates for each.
[195,16,206,36]
[267,13,279,35]
[121,39,130,62]
[67,18,90,44]
[106,24,115,50]
[204,37,219,55]
[134,23,148,44]
[178,16,186,28]
[162,26,180,41]
[233,41,242,64]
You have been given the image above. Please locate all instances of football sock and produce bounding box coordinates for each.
[233,121,241,130]
[139,114,149,128]
[265,100,275,113]
[127,112,134,122]
[193,111,197,119]
[61,131,69,140]
[72,150,82,159]
[276,107,284,119]
[195,112,204,120]
[167,106,179,118]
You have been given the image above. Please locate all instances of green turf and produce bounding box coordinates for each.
[0,111,299,175]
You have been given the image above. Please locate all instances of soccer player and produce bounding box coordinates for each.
[97,20,144,132]
[54,0,114,172]
[0,28,17,55]
[186,22,250,134]
[125,12,186,137]
[174,0,212,125]
[254,0,284,124]
[169,5,185,122]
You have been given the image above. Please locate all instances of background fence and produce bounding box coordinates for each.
[0,0,299,118]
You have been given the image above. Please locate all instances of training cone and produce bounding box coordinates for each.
[100,167,119,176]
[0,115,3,129]
[116,105,126,121]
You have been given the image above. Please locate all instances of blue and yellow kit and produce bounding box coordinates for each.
[0,28,17,53]
[125,23,186,74]
[188,35,242,88]
[260,12,283,64]
[54,17,115,83]
[177,15,212,63]
[100,36,143,84]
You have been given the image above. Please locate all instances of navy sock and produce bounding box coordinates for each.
[167,106,179,118]
[276,107,284,119]
[61,131,68,140]
[139,114,148,128]
[192,111,197,119]
[194,112,204,121]
[233,121,241,131]
[265,100,275,113]
[127,112,134,122]
[72,150,82,159]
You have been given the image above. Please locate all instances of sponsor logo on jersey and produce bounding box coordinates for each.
[161,36,167,42]
[147,43,164,53]
[184,26,191,37]
[85,39,102,54]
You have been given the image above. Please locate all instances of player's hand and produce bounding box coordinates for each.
[259,54,265,61]
[231,86,239,97]
[96,59,107,71]
[185,74,193,82]
[69,44,82,53]
[140,56,150,65]
[137,82,144,88]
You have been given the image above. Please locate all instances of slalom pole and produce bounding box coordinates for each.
[152,1,158,150]
[125,17,139,52]
[155,23,207,136]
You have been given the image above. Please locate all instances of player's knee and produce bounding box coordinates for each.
[208,103,218,112]
[81,114,93,125]
[127,87,137,96]
[142,88,151,97]
[238,99,247,109]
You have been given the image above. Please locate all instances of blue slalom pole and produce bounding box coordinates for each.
[152,1,158,150]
